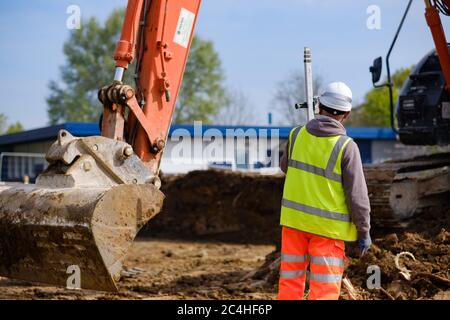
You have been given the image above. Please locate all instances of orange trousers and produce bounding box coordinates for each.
[278,227,346,300]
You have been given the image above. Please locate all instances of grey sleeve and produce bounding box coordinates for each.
[280,141,288,174]
[341,140,371,240]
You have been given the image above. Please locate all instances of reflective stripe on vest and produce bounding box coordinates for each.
[280,126,358,242]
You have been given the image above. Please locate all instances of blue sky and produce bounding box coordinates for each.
[0,0,448,129]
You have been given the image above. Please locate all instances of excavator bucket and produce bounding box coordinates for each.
[0,130,164,291]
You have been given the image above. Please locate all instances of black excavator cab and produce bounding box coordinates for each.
[370,43,450,146]
[396,47,450,145]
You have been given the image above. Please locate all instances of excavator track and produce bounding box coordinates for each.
[364,152,450,227]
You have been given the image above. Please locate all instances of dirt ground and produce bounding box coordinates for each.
[345,207,450,300]
[0,240,276,300]
[0,170,448,300]
[251,207,450,300]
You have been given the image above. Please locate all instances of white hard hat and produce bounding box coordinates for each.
[318,82,353,112]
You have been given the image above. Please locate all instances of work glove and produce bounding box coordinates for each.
[358,235,372,257]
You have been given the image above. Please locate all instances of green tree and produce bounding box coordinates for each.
[6,122,24,134]
[349,67,411,127]
[47,9,227,125]
[0,113,6,134]
[175,36,228,123]
[0,113,24,135]
[47,9,128,124]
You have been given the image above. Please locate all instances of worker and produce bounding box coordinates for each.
[278,82,371,300]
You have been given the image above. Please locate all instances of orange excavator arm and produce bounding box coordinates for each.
[100,0,202,174]
[424,0,450,92]
[0,0,203,292]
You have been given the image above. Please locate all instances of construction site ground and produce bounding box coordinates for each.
[0,170,449,300]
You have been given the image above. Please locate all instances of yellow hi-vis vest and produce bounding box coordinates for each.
[280,126,358,242]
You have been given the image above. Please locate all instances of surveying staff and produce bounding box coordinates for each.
[278,82,371,300]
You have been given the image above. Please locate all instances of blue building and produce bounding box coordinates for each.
[0,122,421,181]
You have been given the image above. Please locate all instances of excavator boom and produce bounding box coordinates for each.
[102,0,202,171]
[0,0,201,291]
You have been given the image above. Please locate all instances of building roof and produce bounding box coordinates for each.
[0,123,100,146]
[0,122,396,147]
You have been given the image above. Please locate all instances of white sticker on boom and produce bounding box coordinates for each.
[173,8,195,48]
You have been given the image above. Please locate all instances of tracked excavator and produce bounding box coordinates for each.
[0,0,449,291]
[366,0,450,226]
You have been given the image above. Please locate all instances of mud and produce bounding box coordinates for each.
[344,207,450,300]
[249,206,450,300]
[144,170,284,244]
[0,240,276,300]
[0,170,448,299]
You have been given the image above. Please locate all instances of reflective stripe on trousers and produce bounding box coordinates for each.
[279,254,344,269]
[278,227,345,300]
